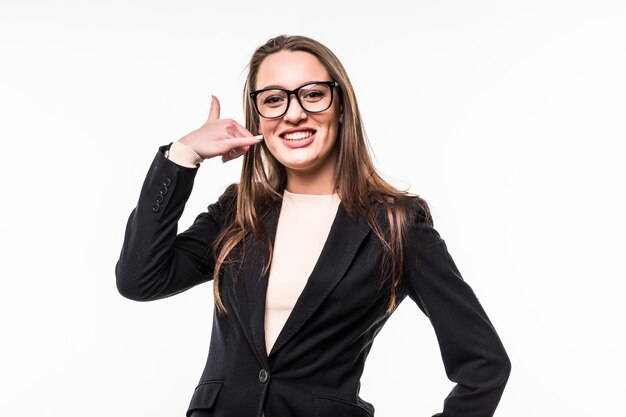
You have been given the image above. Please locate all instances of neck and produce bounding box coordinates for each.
[285,170,336,194]
[284,155,337,195]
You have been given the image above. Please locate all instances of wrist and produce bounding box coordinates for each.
[167,140,203,168]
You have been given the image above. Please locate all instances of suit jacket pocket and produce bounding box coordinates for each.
[187,381,223,416]
[313,394,373,417]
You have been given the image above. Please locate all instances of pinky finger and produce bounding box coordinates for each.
[221,145,250,163]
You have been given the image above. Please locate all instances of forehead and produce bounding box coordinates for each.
[255,50,330,90]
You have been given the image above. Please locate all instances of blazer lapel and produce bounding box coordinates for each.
[240,197,372,361]
[240,198,282,364]
[268,202,371,357]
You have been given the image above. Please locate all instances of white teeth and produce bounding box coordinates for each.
[282,130,314,140]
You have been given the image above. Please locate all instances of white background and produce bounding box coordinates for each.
[1,1,624,416]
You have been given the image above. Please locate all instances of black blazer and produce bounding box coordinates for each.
[116,143,511,417]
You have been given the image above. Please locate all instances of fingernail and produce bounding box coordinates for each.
[254,134,264,140]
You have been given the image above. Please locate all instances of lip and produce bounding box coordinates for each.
[279,127,317,137]
[280,131,316,149]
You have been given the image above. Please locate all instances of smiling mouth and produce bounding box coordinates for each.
[280,130,316,141]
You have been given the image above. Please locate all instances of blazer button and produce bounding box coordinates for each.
[155,194,164,204]
[258,369,269,383]
[163,177,172,187]
[152,203,160,213]
[159,187,168,196]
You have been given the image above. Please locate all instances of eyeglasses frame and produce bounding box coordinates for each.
[249,81,339,119]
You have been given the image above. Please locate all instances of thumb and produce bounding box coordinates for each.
[207,95,221,122]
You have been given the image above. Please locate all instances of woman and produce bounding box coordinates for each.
[116,35,511,417]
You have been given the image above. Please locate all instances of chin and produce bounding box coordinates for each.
[276,152,317,170]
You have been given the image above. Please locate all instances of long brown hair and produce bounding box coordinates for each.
[212,35,430,315]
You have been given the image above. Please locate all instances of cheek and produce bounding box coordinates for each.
[324,117,340,142]
[258,120,279,136]
[262,140,281,163]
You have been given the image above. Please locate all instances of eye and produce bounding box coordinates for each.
[260,94,286,107]
[301,90,326,101]
[263,96,282,104]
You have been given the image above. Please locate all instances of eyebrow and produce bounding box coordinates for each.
[257,81,326,91]
[259,84,284,90]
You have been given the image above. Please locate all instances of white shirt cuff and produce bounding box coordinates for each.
[166,141,203,168]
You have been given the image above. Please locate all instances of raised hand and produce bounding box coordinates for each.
[178,95,263,163]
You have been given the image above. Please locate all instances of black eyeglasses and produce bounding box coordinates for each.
[249,81,339,119]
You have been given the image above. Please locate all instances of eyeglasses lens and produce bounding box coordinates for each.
[256,83,332,118]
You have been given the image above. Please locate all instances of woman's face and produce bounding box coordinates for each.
[254,50,341,178]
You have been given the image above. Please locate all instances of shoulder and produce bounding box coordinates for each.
[208,182,238,219]
[220,182,239,201]
[369,192,432,228]
[405,195,433,227]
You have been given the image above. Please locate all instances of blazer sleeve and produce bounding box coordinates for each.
[115,143,236,302]
[403,204,511,417]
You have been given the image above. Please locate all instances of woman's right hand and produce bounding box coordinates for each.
[178,95,263,163]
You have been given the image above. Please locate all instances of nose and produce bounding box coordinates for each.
[283,93,307,123]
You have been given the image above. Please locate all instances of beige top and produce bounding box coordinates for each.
[165,141,341,356]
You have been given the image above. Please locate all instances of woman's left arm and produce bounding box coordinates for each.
[403,207,511,417]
